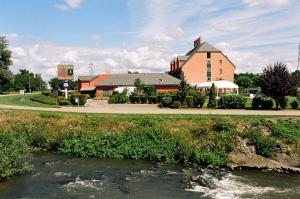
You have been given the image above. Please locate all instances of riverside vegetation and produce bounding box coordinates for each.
[0,110,299,181]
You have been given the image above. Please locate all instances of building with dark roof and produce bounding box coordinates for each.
[78,73,180,96]
[169,38,236,84]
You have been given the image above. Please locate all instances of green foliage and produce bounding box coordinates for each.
[290,100,299,109]
[49,78,77,91]
[234,73,261,88]
[207,83,216,108]
[235,76,251,88]
[0,37,14,93]
[291,70,300,87]
[108,91,128,104]
[13,69,45,92]
[212,118,235,132]
[148,95,158,104]
[0,132,32,181]
[247,130,276,158]
[219,95,245,109]
[194,151,228,168]
[278,96,288,109]
[177,75,189,102]
[143,85,156,96]
[58,97,71,106]
[134,78,144,94]
[186,96,194,108]
[161,96,173,107]
[252,95,274,110]
[30,94,57,105]
[265,120,300,143]
[171,101,181,109]
[139,94,147,104]
[192,92,205,108]
[70,92,87,105]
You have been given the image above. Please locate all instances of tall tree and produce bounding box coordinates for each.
[49,78,76,91]
[177,74,189,102]
[292,70,300,87]
[134,78,144,94]
[14,69,45,91]
[0,37,14,92]
[260,62,297,109]
[207,83,217,108]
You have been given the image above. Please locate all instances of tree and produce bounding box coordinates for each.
[235,76,251,89]
[260,62,297,109]
[177,74,189,102]
[49,78,76,91]
[14,69,45,91]
[292,70,300,87]
[234,73,261,88]
[207,83,217,108]
[0,37,14,93]
[134,78,144,94]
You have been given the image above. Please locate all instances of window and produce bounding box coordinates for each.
[219,60,222,65]
[219,69,222,74]
[207,52,211,59]
[103,89,109,97]
[207,60,212,81]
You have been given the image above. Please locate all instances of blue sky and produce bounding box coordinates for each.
[1,0,300,80]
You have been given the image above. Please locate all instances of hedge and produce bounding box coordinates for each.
[219,95,245,109]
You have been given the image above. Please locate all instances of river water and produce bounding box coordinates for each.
[0,152,299,199]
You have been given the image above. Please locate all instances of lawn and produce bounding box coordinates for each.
[0,94,60,108]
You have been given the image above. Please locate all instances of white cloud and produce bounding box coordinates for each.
[54,0,84,11]
[2,33,21,40]
[242,0,290,7]
[9,42,173,81]
[90,34,102,41]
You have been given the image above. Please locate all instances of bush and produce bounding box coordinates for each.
[207,84,216,108]
[143,85,156,96]
[278,97,288,109]
[42,91,51,96]
[140,94,147,104]
[219,95,245,109]
[108,91,128,104]
[30,94,57,105]
[252,95,273,110]
[161,97,173,107]
[186,96,194,108]
[193,92,205,108]
[58,97,71,106]
[290,100,299,109]
[171,101,181,109]
[0,133,32,181]
[148,95,158,104]
[247,131,276,158]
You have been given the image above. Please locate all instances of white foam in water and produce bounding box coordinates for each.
[54,172,71,177]
[63,177,103,191]
[186,173,294,199]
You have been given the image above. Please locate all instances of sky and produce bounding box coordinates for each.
[1,0,300,81]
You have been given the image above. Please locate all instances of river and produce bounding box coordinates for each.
[0,152,299,199]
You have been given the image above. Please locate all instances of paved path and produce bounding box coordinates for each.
[1,99,300,116]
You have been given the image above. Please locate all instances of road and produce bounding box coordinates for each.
[1,99,300,115]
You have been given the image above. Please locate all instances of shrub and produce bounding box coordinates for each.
[78,94,87,105]
[219,95,245,109]
[193,92,205,108]
[0,133,32,180]
[266,120,300,143]
[143,85,156,96]
[252,95,273,110]
[186,96,194,108]
[30,94,57,105]
[58,97,71,106]
[108,91,128,104]
[261,97,273,110]
[140,94,147,104]
[42,91,51,96]
[129,95,136,104]
[207,83,216,108]
[278,96,288,109]
[212,118,235,132]
[148,95,158,104]
[161,97,173,107]
[247,131,276,158]
[171,101,181,109]
[290,100,299,109]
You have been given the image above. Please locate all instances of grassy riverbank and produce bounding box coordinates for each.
[0,110,299,180]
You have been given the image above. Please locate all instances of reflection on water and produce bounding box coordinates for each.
[0,152,299,199]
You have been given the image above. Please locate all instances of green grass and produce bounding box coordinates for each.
[0,94,60,108]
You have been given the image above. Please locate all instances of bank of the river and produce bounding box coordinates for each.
[0,110,299,181]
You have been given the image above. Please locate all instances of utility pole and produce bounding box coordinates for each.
[90,62,94,77]
[298,43,300,71]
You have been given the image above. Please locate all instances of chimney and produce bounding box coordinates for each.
[194,37,201,48]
